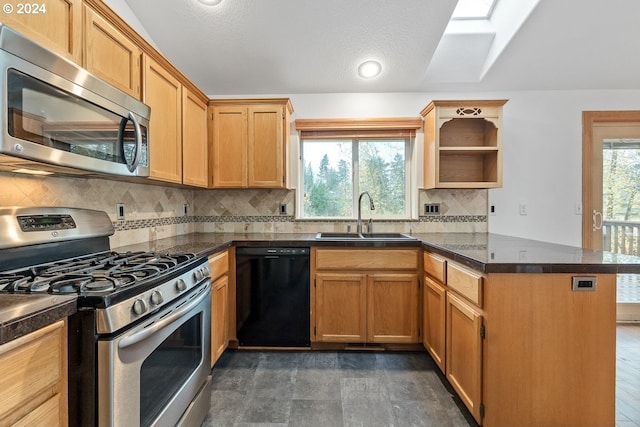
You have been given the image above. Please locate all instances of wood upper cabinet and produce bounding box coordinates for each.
[182,87,209,187]
[0,320,68,427]
[209,98,293,188]
[421,100,507,189]
[210,105,247,187]
[312,248,420,345]
[143,54,182,183]
[1,0,82,63]
[83,5,141,98]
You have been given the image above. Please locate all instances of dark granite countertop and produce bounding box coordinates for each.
[5,232,635,344]
[0,294,76,345]
[113,232,640,275]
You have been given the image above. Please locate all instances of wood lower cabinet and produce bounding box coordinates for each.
[209,99,293,188]
[209,250,230,366]
[1,0,82,63]
[312,248,420,345]
[423,275,446,372]
[315,273,367,342]
[83,5,141,98]
[211,274,229,365]
[446,291,483,423]
[367,273,419,343]
[0,320,68,426]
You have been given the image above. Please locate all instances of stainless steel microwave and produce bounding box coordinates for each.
[0,25,150,177]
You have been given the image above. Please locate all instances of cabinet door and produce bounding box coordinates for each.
[0,320,67,426]
[2,0,82,63]
[211,274,229,367]
[143,55,182,183]
[315,273,367,342]
[423,275,446,372]
[211,106,247,187]
[83,6,141,97]
[446,292,482,423]
[367,273,419,343]
[247,105,285,188]
[182,88,208,187]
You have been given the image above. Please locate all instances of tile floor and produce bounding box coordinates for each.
[202,350,477,427]
[203,324,640,427]
[617,324,640,427]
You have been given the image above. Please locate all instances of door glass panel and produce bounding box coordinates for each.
[139,313,202,426]
[602,137,640,318]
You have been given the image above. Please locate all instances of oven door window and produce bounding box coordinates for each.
[139,312,202,426]
[6,68,148,167]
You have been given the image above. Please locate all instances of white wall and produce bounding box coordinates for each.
[262,90,640,247]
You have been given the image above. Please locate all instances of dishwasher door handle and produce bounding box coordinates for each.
[265,255,280,259]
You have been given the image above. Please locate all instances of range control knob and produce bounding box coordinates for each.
[200,266,210,277]
[132,299,147,316]
[175,278,187,292]
[194,269,204,282]
[150,290,164,306]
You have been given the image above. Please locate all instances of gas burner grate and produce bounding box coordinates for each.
[0,250,199,296]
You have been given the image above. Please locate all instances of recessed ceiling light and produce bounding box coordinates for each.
[357,60,382,79]
[198,0,222,5]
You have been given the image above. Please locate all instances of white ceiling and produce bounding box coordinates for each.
[122,0,640,96]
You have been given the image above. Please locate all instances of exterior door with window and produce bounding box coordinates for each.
[583,111,640,321]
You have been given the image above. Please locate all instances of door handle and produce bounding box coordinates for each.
[592,210,603,231]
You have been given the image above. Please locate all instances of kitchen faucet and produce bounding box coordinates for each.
[357,191,375,234]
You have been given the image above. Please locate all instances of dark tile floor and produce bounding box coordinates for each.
[202,350,477,427]
[202,324,640,427]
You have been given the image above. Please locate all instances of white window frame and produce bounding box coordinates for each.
[295,118,422,221]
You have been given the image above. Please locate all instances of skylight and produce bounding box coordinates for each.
[451,0,497,20]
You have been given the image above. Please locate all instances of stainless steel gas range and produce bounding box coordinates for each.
[0,207,212,427]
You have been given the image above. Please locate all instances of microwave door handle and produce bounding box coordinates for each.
[126,111,143,173]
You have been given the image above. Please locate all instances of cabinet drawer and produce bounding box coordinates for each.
[447,263,483,307]
[316,249,418,270]
[209,250,229,281]
[423,252,446,283]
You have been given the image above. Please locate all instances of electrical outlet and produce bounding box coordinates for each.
[423,203,441,215]
[489,204,496,215]
[279,203,287,215]
[116,203,125,220]
[519,203,528,216]
[183,203,188,216]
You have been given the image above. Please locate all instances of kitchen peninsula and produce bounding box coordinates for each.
[112,231,635,427]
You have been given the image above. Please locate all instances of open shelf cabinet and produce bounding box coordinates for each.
[421,100,507,189]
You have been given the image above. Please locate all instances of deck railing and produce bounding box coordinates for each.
[603,220,640,255]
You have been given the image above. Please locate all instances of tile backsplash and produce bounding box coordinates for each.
[0,172,487,248]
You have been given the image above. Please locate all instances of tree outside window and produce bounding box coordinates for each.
[302,138,409,218]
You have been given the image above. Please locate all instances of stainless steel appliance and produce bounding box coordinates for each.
[0,25,150,177]
[0,207,211,427]
[235,247,310,347]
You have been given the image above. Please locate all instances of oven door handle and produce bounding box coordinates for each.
[118,281,210,350]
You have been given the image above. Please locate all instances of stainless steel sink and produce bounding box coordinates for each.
[315,232,416,240]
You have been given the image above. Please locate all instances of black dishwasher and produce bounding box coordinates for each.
[235,247,310,347]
